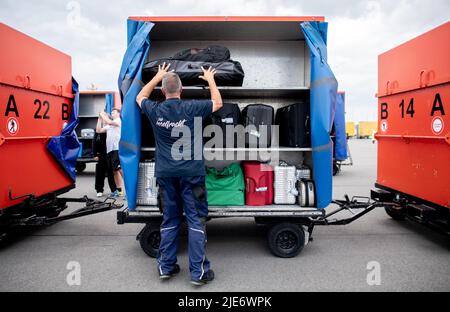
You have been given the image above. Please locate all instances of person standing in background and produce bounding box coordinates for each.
[93,129,117,197]
[96,109,124,198]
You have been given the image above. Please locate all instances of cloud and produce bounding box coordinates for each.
[1,0,449,121]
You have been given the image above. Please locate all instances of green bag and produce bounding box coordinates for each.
[206,163,245,206]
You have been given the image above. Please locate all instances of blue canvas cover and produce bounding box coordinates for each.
[334,92,348,161]
[47,78,81,181]
[119,20,337,209]
[105,93,114,114]
[301,22,338,208]
[118,21,154,210]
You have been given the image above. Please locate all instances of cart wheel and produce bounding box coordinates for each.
[333,161,340,176]
[385,207,406,221]
[268,223,305,258]
[139,224,160,258]
[76,162,86,173]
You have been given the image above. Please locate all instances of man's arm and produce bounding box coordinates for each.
[199,66,223,113]
[99,111,120,127]
[136,62,173,108]
[96,117,107,134]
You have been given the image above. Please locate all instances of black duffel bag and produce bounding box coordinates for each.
[142,60,244,86]
[172,45,230,63]
[141,45,244,86]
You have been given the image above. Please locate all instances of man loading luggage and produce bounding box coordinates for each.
[136,63,223,286]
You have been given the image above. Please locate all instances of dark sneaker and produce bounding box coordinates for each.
[191,269,215,286]
[159,264,180,280]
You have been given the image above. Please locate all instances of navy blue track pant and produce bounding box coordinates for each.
[156,176,211,281]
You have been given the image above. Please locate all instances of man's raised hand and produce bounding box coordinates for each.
[199,66,217,83]
[155,62,173,81]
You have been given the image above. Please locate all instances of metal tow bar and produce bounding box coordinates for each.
[314,195,398,226]
[40,196,124,225]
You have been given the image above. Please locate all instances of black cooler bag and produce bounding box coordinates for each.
[205,103,242,147]
[141,113,155,148]
[142,45,244,86]
[242,104,274,148]
[276,102,311,148]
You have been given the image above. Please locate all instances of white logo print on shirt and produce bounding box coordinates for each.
[156,117,187,129]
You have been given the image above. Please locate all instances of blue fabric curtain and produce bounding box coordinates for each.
[301,22,338,208]
[334,93,348,161]
[118,21,154,210]
[105,93,114,114]
[47,78,81,181]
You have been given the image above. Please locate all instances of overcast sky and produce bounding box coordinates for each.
[1,0,449,122]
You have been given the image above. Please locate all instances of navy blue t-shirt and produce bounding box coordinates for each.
[141,98,213,178]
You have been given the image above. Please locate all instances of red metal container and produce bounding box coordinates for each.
[376,21,450,209]
[0,23,74,210]
[243,162,274,206]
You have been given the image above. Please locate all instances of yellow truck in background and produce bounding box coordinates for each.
[346,122,356,138]
[357,121,377,139]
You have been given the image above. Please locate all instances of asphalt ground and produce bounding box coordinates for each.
[0,139,449,292]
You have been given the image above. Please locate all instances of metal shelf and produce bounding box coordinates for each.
[205,147,312,152]
[136,205,317,212]
[78,115,99,118]
[147,20,311,41]
[141,147,312,152]
[77,157,97,163]
[129,206,323,218]
[150,87,309,99]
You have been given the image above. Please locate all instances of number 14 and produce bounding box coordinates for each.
[399,98,415,118]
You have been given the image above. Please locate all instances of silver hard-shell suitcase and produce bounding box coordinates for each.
[274,164,298,204]
[298,180,316,207]
[296,165,311,180]
[81,128,95,139]
[137,162,158,206]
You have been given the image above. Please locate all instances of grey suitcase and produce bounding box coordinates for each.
[274,164,298,204]
[242,104,274,147]
[298,180,316,207]
[296,165,311,180]
[136,162,158,206]
[81,128,95,139]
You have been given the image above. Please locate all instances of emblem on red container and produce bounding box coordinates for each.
[431,116,444,135]
[6,117,19,136]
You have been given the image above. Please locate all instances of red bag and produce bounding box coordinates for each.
[243,162,274,206]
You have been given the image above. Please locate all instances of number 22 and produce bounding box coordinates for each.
[34,99,50,119]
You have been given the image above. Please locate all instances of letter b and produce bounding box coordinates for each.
[62,103,70,120]
[380,103,388,119]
